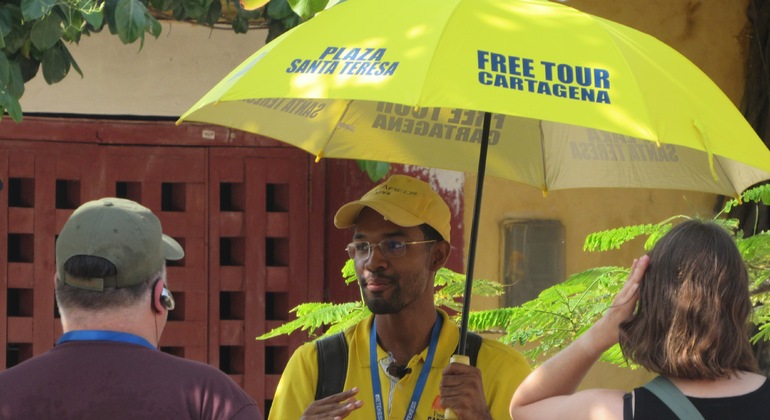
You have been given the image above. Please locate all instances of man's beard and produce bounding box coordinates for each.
[360,274,405,314]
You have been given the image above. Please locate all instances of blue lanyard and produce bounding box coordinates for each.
[369,312,442,420]
[56,330,157,350]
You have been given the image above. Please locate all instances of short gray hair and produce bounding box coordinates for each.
[55,255,164,311]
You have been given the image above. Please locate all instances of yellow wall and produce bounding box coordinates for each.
[466,0,752,390]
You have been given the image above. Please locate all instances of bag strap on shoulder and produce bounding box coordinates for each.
[643,376,704,420]
[623,393,633,420]
[314,332,348,400]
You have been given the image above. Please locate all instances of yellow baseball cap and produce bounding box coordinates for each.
[334,175,451,242]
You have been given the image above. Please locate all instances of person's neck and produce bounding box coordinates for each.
[374,306,439,365]
[60,307,160,347]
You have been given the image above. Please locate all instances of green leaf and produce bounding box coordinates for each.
[239,0,269,11]
[115,0,147,44]
[256,301,365,340]
[355,160,391,182]
[1,5,24,53]
[61,44,82,77]
[583,223,674,252]
[146,15,162,38]
[0,86,23,122]
[182,0,212,18]
[341,258,356,284]
[287,0,328,19]
[361,160,390,182]
[8,59,27,96]
[16,53,39,84]
[103,0,119,34]
[266,0,294,20]
[0,6,14,37]
[3,31,25,55]
[80,3,105,29]
[21,0,56,21]
[0,54,10,85]
[201,0,222,26]
[280,13,299,30]
[31,12,64,50]
[61,11,84,43]
[231,13,249,33]
[41,43,69,84]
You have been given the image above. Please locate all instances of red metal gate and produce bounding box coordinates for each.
[0,118,326,414]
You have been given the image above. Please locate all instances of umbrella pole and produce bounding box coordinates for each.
[457,111,491,355]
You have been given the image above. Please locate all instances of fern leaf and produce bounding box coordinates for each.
[584,224,659,252]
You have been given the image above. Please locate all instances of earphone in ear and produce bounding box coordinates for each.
[160,286,176,311]
[152,279,176,312]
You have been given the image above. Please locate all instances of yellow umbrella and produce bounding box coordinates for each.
[178,0,770,359]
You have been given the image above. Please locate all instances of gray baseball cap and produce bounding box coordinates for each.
[56,198,184,291]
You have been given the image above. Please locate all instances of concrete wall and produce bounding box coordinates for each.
[20,22,268,116]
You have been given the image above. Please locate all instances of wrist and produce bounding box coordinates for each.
[579,322,617,355]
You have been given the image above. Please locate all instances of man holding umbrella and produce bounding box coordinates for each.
[269,175,531,419]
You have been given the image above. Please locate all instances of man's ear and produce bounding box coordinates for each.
[151,279,166,314]
[429,240,451,271]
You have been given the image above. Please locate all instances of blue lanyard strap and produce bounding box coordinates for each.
[369,312,443,420]
[56,330,157,350]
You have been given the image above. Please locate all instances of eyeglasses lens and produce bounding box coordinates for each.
[346,240,407,259]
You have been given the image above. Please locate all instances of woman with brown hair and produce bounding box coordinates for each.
[509,219,770,419]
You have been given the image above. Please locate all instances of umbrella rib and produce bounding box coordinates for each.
[710,155,740,199]
[539,120,548,196]
[590,18,657,140]
[315,100,355,161]
[415,0,466,107]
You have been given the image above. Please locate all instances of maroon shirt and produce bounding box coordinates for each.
[0,340,262,419]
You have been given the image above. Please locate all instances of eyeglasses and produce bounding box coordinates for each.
[346,239,437,260]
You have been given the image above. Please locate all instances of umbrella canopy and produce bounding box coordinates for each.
[178,0,770,354]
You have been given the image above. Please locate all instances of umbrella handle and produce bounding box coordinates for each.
[444,354,470,419]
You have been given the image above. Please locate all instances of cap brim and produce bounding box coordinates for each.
[162,234,185,260]
[334,200,425,230]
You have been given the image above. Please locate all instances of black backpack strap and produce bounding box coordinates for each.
[643,376,704,420]
[623,392,633,420]
[315,330,480,400]
[314,332,348,400]
[455,332,483,366]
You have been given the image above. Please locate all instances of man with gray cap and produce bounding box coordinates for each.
[269,175,531,419]
[0,198,261,419]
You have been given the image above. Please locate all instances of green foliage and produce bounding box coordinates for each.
[287,0,328,19]
[582,217,693,252]
[469,266,632,365]
[257,260,504,341]
[259,185,770,370]
[257,301,365,340]
[483,184,770,366]
[356,159,391,183]
[723,183,770,214]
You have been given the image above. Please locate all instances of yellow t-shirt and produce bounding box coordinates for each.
[268,309,531,419]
